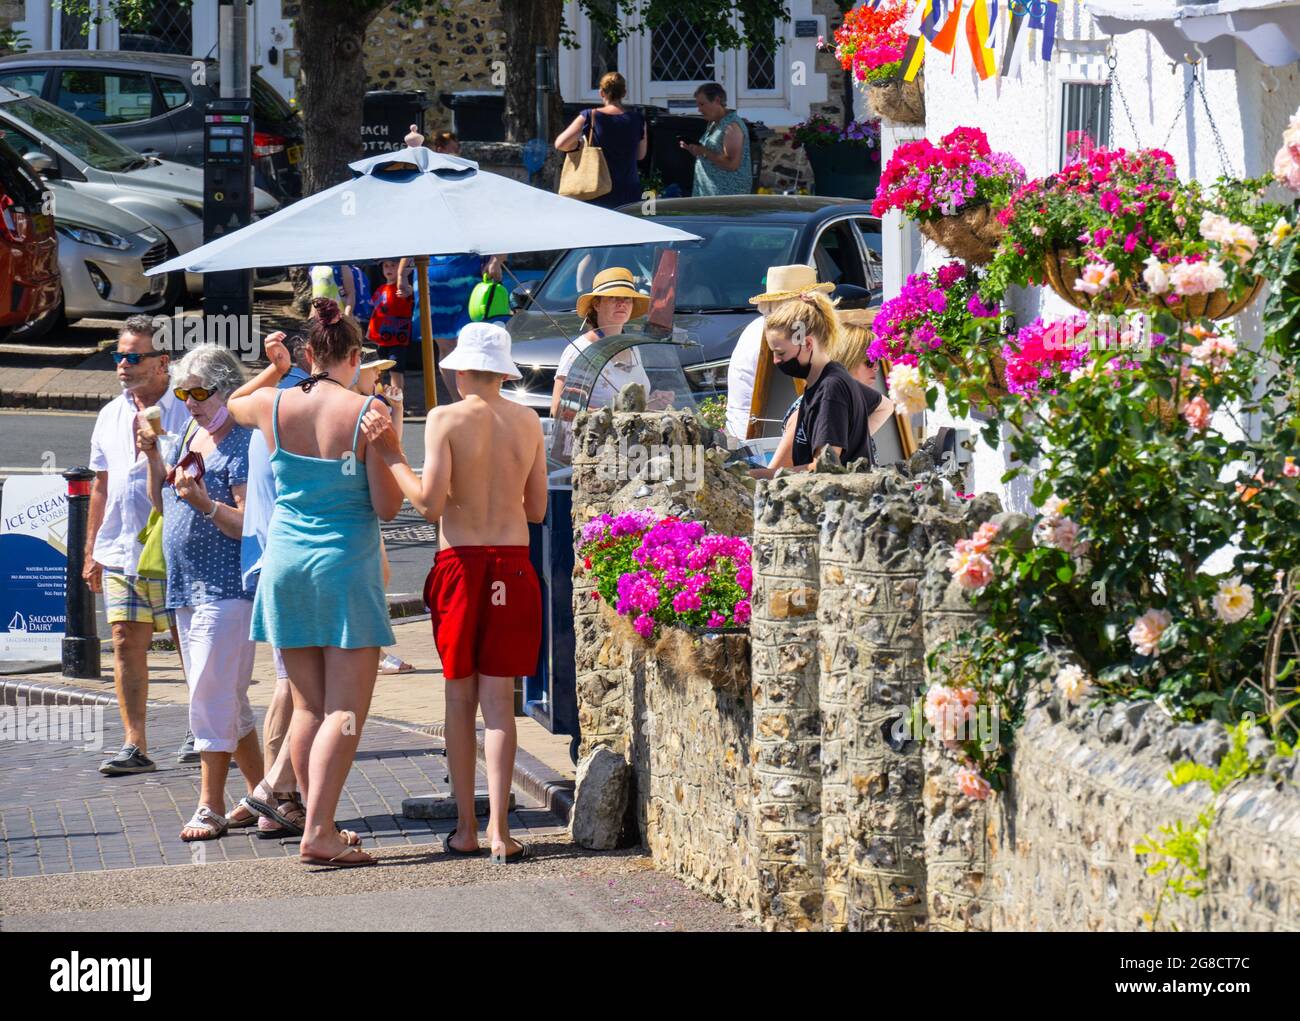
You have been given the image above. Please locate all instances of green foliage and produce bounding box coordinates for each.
[0,27,30,55]
[694,395,727,430]
[1134,719,1262,930]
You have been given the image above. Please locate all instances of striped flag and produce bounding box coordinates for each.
[1000,7,1026,78]
[919,0,949,40]
[930,0,965,55]
[1040,0,1059,60]
[901,32,927,81]
[966,0,998,80]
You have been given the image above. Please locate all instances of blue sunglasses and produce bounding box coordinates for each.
[111,350,165,365]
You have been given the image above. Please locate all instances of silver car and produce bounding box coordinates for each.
[0,84,280,300]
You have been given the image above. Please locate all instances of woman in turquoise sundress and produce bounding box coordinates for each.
[228,298,404,868]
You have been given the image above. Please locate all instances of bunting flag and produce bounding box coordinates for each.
[919,0,949,40]
[965,0,998,80]
[901,32,927,81]
[1040,0,1058,60]
[905,0,929,36]
[930,0,965,55]
[1000,7,1026,79]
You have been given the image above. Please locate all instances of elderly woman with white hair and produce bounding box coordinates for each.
[142,342,264,841]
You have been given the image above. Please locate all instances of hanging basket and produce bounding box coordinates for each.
[1043,247,1266,321]
[867,72,925,125]
[917,204,1005,265]
[655,625,751,693]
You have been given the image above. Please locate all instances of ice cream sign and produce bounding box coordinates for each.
[0,474,69,662]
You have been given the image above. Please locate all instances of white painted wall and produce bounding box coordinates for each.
[911,5,1300,511]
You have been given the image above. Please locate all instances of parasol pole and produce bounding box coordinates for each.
[416,254,436,411]
[403,124,439,413]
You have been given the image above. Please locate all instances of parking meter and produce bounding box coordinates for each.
[202,97,254,319]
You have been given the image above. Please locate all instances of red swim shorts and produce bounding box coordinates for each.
[423,545,542,681]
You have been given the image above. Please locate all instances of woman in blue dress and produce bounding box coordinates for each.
[228,299,404,868]
[553,71,648,210]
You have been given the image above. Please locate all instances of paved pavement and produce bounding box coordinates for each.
[0,687,564,878]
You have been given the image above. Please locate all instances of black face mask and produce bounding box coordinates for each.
[776,345,812,379]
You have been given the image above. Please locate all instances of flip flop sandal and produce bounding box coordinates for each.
[180,806,228,842]
[300,846,376,869]
[442,828,486,857]
[490,839,534,865]
[378,653,415,674]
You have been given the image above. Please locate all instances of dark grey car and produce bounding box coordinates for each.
[0,50,304,201]
[502,195,883,413]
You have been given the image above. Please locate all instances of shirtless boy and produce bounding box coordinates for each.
[362,321,546,863]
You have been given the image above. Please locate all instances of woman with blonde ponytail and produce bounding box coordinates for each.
[751,290,895,478]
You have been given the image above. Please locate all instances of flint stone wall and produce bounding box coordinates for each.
[571,412,1300,931]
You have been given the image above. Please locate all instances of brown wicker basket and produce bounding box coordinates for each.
[918,204,1005,265]
[867,72,925,125]
[1043,247,1265,321]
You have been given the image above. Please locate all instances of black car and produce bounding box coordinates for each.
[0,50,303,201]
[503,195,883,413]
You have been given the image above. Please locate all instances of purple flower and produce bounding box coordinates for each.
[733,600,752,625]
[707,611,727,629]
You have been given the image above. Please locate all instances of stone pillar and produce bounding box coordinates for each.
[819,474,934,931]
[750,474,839,930]
[918,495,1003,932]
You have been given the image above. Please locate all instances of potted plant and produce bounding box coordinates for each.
[786,114,882,200]
[988,147,1280,321]
[872,126,1026,264]
[830,0,924,125]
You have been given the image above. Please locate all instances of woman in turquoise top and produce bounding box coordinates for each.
[229,298,404,868]
[681,82,752,197]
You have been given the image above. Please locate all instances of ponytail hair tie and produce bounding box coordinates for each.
[311,296,343,326]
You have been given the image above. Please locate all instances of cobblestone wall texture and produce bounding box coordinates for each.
[630,649,760,917]
[364,2,505,122]
[571,415,1300,931]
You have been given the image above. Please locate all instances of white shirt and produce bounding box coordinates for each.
[89,388,191,575]
[725,315,766,440]
[556,334,652,411]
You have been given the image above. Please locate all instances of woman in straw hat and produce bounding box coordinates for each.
[724,264,834,440]
[549,266,675,417]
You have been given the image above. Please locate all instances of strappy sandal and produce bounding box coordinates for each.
[226,801,260,828]
[180,806,228,842]
[300,846,376,868]
[489,838,533,864]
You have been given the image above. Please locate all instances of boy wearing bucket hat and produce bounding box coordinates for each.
[550,267,675,417]
[724,265,835,440]
[361,321,546,863]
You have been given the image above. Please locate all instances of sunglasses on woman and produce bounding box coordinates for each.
[111,350,164,365]
[173,386,215,402]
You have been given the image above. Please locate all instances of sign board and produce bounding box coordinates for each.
[0,474,69,661]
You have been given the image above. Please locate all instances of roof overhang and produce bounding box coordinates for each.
[1086,0,1300,68]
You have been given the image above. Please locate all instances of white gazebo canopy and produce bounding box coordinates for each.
[1087,0,1300,68]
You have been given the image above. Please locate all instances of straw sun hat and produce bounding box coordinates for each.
[576,267,651,321]
[748,264,835,305]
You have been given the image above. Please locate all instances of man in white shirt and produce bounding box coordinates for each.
[724,264,834,440]
[87,316,191,776]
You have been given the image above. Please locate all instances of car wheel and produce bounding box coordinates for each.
[5,301,66,343]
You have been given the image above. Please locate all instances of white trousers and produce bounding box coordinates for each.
[176,598,257,753]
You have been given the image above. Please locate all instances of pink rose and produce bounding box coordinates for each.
[948,549,994,590]
[956,768,992,800]
[1169,260,1226,296]
[1182,395,1212,430]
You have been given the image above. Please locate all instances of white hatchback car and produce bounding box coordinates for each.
[0,84,280,305]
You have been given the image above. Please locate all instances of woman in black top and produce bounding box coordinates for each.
[750,291,896,479]
[553,71,648,209]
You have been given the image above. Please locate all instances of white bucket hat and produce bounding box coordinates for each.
[442,322,521,380]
